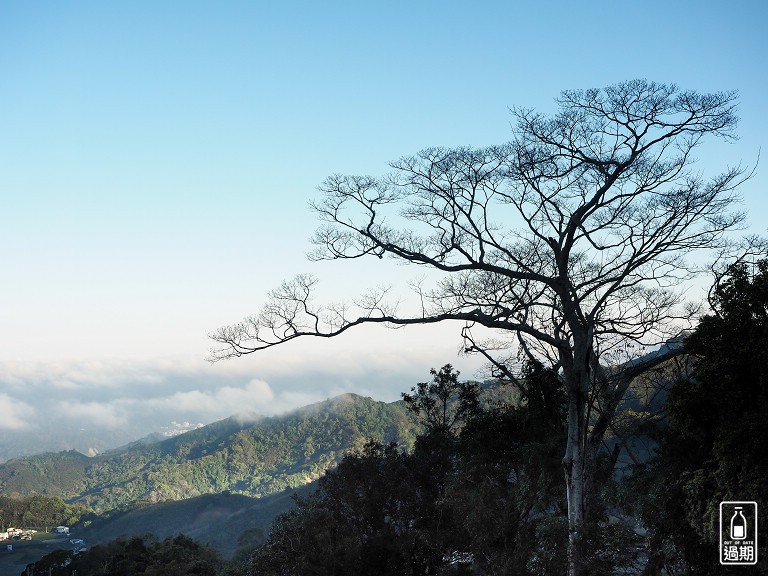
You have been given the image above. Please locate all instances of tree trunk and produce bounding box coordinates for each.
[562,330,593,576]
[564,385,586,576]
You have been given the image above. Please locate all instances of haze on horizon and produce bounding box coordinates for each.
[1,1,767,454]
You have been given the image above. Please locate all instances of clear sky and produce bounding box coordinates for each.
[1,1,766,447]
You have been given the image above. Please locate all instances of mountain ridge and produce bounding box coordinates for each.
[0,392,417,512]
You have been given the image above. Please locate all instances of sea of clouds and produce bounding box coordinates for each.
[0,324,485,460]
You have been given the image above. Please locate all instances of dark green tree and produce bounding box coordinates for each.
[23,534,222,576]
[248,439,448,576]
[402,364,481,437]
[20,549,74,576]
[221,528,266,576]
[446,361,568,575]
[145,534,221,576]
[0,494,92,531]
[626,258,768,574]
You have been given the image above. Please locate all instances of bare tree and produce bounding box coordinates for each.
[210,80,750,575]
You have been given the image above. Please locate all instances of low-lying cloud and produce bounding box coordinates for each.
[0,324,486,459]
[58,399,130,430]
[146,378,274,417]
[0,393,36,430]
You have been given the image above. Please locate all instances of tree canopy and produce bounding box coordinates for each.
[210,80,752,576]
[211,80,744,364]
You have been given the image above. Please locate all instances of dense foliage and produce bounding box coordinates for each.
[238,363,582,576]
[0,493,93,531]
[0,450,90,498]
[24,534,222,576]
[626,259,768,574]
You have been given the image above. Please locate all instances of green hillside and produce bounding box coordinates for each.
[78,488,312,558]
[0,393,416,512]
[0,450,91,497]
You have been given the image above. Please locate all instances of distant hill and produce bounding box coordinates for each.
[0,383,521,513]
[0,393,416,511]
[0,422,151,464]
[78,487,313,558]
[0,449,91,496]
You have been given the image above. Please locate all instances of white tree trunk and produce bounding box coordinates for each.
[565,385,587,576]
[562,329,592,576]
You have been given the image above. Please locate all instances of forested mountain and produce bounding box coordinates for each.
[0,393,417,511]
[1,379,522,576]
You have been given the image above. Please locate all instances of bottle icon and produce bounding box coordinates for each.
[731,507,747,540]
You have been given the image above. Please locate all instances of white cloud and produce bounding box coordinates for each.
[57,400,129,429]
[0,324,488,456]
[0,393,35,430]
[146,378,276,419]
[0,357,179,391]
[0,329,479,403]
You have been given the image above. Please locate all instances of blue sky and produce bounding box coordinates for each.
[1,1,766,447]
